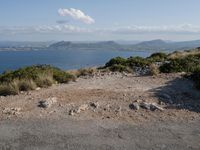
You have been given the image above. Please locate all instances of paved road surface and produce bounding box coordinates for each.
[0,119,200,150]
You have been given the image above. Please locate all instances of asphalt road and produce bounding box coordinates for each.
[0,119,200,150]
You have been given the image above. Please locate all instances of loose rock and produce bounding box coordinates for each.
[77,104,88,113]
[140,102,151,110]
[140,102,164,111]
[69,104,89,115]
[2,107,21,115]
[36,87,41,91]
[129,103,140,110]
[150,103,164,111]
[38,97,57,108]
[69,109,75,116]
[90,102,99,109]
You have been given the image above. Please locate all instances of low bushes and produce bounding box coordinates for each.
[159,54,200,73]
[104,56,152,73]
[147,52,168,62]
[76,68,95,77]
[103,49,200,75]
[0,82,19,96]
[0,65,75,96]
[105,57,127,67]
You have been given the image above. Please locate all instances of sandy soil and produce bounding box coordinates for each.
[0,72,200,149]
[0,72,200,122]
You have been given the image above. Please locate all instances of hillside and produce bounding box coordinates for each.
[49,41,123,50]
[48,39,200,51]
[1,39,200,51]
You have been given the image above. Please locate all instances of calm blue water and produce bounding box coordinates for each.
[0,49,153,73]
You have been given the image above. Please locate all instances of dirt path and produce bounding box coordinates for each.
[0,72,200,149]
[0,72,199,122]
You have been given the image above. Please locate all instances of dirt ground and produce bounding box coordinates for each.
[0,72,199,122]
[0,72,200,149]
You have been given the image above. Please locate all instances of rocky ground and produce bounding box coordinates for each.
[0,72,200,149]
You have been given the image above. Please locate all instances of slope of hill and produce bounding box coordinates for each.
[49,41,123,50]
[1,39,200,51]
[49,39,200,51]
[128,39,200,51]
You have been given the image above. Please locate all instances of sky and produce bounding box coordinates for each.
[0,0,200,41]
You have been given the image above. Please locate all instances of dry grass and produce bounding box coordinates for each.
[76,68,96,77]
[17,79,37,91]
[149,64,160,76]
[35,73,55,88]
[168,49,200,59]
[0,81,19,96]
[0,79,38,96]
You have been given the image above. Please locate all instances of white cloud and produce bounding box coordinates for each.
[111,24,200,34]
[0,25,92,35]
[58,8,95,24]
[1,24,200,37]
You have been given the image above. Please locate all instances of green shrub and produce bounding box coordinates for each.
[53,71,75,83]
[127,56,150,67]
[105,57,127,67]
[109,64,129,72]
[147,52,168,62]
[0,65,75,84]
[0,65,75,96]
[160,55,200,73]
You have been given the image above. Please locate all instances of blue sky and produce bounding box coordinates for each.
[0,0,200,41]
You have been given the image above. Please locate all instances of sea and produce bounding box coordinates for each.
[0,49,155,73]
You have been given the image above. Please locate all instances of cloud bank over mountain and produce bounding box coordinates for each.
[1,24,200,36]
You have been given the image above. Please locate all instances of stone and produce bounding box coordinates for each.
[38,97,57,108]
[68,104,88,115]
[129,103,140,110]
[139,102,164,111]
[90,102,99,109]
[77,104,88,113]
[69,109,75,116]
[140,102,151,110]
[36,87,41,91]
[0,96,5,99]
[150,103,164,111]
[2,107,21,115]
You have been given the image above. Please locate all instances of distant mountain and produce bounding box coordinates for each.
[1,39,200,52]
[0,41,53,48]
[49,41,123,50]
[128,39,168,50]
[126,39,200,51]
